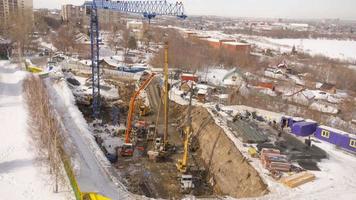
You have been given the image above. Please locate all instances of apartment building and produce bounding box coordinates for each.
[0,0,33,23]
[61,4,122,26]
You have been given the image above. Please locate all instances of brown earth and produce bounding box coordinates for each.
[173,103,269,198]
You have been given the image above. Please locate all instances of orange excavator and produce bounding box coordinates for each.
[120,73,156,156]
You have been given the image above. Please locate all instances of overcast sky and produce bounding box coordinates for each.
[34,0,356,20]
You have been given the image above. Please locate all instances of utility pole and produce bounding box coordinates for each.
[164,41,169,148]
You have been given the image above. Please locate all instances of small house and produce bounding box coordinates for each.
[319,83,336,94]
[181,73,199,83]
[218,94,229,105]
[257,82,275,91]
[100,57,120,70]
[197,89,207,103]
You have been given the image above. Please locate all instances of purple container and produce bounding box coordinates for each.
[292,122,318,137]
[287,117,304,128]
[315,126,356,153]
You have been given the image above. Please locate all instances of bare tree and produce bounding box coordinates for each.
[52,24,76,53]
[3,9,34,60]
[23,76,67,193]
[108,24,121,54]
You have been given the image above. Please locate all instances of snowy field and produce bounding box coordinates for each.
[240,35,356,62]
[0,61,72,200]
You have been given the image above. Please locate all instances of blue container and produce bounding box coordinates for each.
[287,117,304,128]
[292,122,318,137]
[315,126,356,153]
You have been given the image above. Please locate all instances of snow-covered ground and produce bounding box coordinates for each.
[175,27,356,63]
[0,61,72,200]
[239,35,356,62]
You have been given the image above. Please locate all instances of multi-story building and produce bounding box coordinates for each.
[61,4,84,22]
[0,0,10,23]
[61,4,122,26]
[0,0,33,24]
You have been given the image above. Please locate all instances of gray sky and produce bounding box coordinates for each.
[34,0,356,20]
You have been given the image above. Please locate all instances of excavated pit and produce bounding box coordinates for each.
[172,103,269,198]
[74,75,268,199]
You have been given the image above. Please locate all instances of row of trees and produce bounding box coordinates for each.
[23,76,67,193]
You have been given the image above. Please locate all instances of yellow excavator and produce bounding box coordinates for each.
[25,59,50,78]
[137,98,151,117]
[176,85,194,173]
[82,193,111,200]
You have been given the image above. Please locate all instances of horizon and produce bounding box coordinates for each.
[34,0,356,21]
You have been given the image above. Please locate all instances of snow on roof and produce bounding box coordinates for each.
[102,57,120,67]
[198,68,229,86]
[181,73,198,77]
[205,38,220,43]
[289,23,309,27]
[218,94,229,99]
[222,41,250,46]
[197,89,207,95]
[195,84,209,90]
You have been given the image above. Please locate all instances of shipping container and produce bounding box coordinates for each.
[281,116,304,128]
[292,122,318,137]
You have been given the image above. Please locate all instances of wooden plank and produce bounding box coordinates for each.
[281,172,315,188]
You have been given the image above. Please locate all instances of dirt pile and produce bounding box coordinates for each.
[174,104,268,198]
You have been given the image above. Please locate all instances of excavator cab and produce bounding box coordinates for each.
[139,105,150,116]
[120,143,134,157]
[176,159,187,173]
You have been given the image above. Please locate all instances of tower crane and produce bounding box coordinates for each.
[83,0,187,119]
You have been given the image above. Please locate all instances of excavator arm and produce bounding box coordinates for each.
[124,73,156,144]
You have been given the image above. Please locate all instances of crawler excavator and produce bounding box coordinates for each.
[176,85,195,191]
[176,85,194,173]
[120,73,156,156]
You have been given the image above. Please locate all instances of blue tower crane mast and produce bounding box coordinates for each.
[84,0,186,119]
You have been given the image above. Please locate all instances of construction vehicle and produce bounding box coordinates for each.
[147,124,156,141]
[139,105,150,116]
[180,174,195,193]
[176,85,194,173]
[153,41,171,153]
[82,192,111,200]
[138,98,151,117]
[25,59,51,78]
[120,73,156,157]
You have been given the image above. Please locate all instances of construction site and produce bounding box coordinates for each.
[1,0,356,200]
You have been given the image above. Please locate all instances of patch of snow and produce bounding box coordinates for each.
[0,61,72,200]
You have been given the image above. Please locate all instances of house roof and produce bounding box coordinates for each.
[320,83,336,90]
